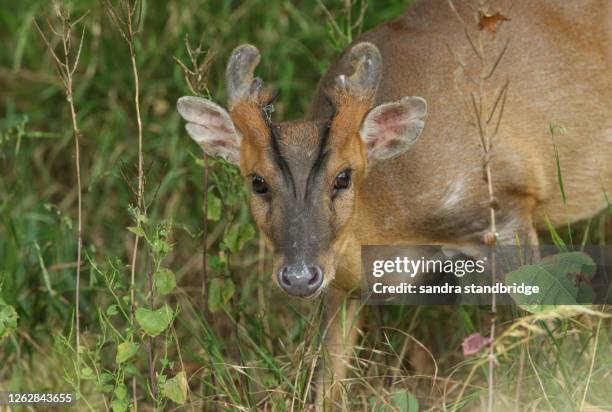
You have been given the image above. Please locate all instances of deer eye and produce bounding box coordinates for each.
[251,174,268,195]
[333,169,352,193]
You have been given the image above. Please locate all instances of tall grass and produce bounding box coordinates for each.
[0,0,610,411]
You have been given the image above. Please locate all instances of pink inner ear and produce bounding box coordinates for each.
[369,106,411,150]
[374,107,409,135]
[361,96,426,159]
[197,106,235,134]
[384,139,402,149]
[374,105,407,126]
[213,139,229,148]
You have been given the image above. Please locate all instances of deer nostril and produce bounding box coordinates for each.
[278,266,291,287]
[308,266,323,286]
[277,264,324,297]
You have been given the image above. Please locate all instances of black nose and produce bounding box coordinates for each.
[277,264,324,297]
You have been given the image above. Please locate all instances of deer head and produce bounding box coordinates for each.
[177,43,427,299]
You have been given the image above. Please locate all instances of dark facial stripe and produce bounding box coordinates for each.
[265,112,297,198]
[305,100,337,199]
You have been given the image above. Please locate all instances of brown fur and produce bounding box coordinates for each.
[304,0,611,406]
[204,0,611,407]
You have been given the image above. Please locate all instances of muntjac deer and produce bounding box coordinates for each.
[178,0,611,406]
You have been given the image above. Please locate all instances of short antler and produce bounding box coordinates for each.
[325,43,383,147]
[224,44,275,144]
[226,44,265,110]
[334,42,382,102]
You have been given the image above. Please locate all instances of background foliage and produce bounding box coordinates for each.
[0,0,610,410]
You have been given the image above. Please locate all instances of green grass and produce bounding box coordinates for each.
[0,0,611,411]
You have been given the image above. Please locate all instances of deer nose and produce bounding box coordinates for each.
[277,264,323,297]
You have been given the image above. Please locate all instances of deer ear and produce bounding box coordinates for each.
[360,96,427,160]
[177,96,241,164]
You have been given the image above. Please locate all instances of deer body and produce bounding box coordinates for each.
[309,0,611,293]
[178,0,610,406]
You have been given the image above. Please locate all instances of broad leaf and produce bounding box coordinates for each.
[576,283,594,303]
[114,384,127,400]
[0,304,18,338]
[135,305,174,337]
[391,391,419,412]
[223,224,240,254]
[539,252,596,279]
[162,371,187,405]
[506,265,576,305]
[207,190,221,221]
[112,385,129,412]
[506,252,596,310]
[116,341,139,364]
[81,366,95,380]
[208,278,234,313]
[153,268,176,295]
[222,278,235,305]
[127,226,145,237]
[106,304,119,316]
[208,278,222,313]
[111,398,128,412]
[370,390,419,412]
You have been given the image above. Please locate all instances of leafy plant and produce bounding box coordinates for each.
[506,252,596,309]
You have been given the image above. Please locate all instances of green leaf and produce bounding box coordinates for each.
[127,226,145,237]
[507,264,575,306]
[81,366,95,380]
[111,386,128,412]
[0,304,18,338]
[114,384,127,400]
[208,278,222,313]
[100,372,114,383]
[162,371,187,405]
[116,341,139,364]
[207,190,221,221]
[135,305,174,337]
[111,398,128,412]
[223,224,240,254]
[124,364,139,376]
[222,278,235,304]
[151,237,172,257]
[539,252,596,279]
[576,283,594,304]
[223,223,255,253]
[208,278,234,313]
[390,391,419,412]
[370,390,419,412]
[238,223,255,248]
[209,255,223,272]
[106,304,119,316]
[506,252,597,309]
[153,268,176,295]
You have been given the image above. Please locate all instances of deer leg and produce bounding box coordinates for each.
[315,286,363,410]
[495,207,541,272]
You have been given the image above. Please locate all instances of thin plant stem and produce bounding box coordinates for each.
[201,154,213,411]
[202,155,209,308]
[102,0,146,406]
[580,319,602,411]
[455,0,509,408]
[128,26,145,412]
[34,8,88,402]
